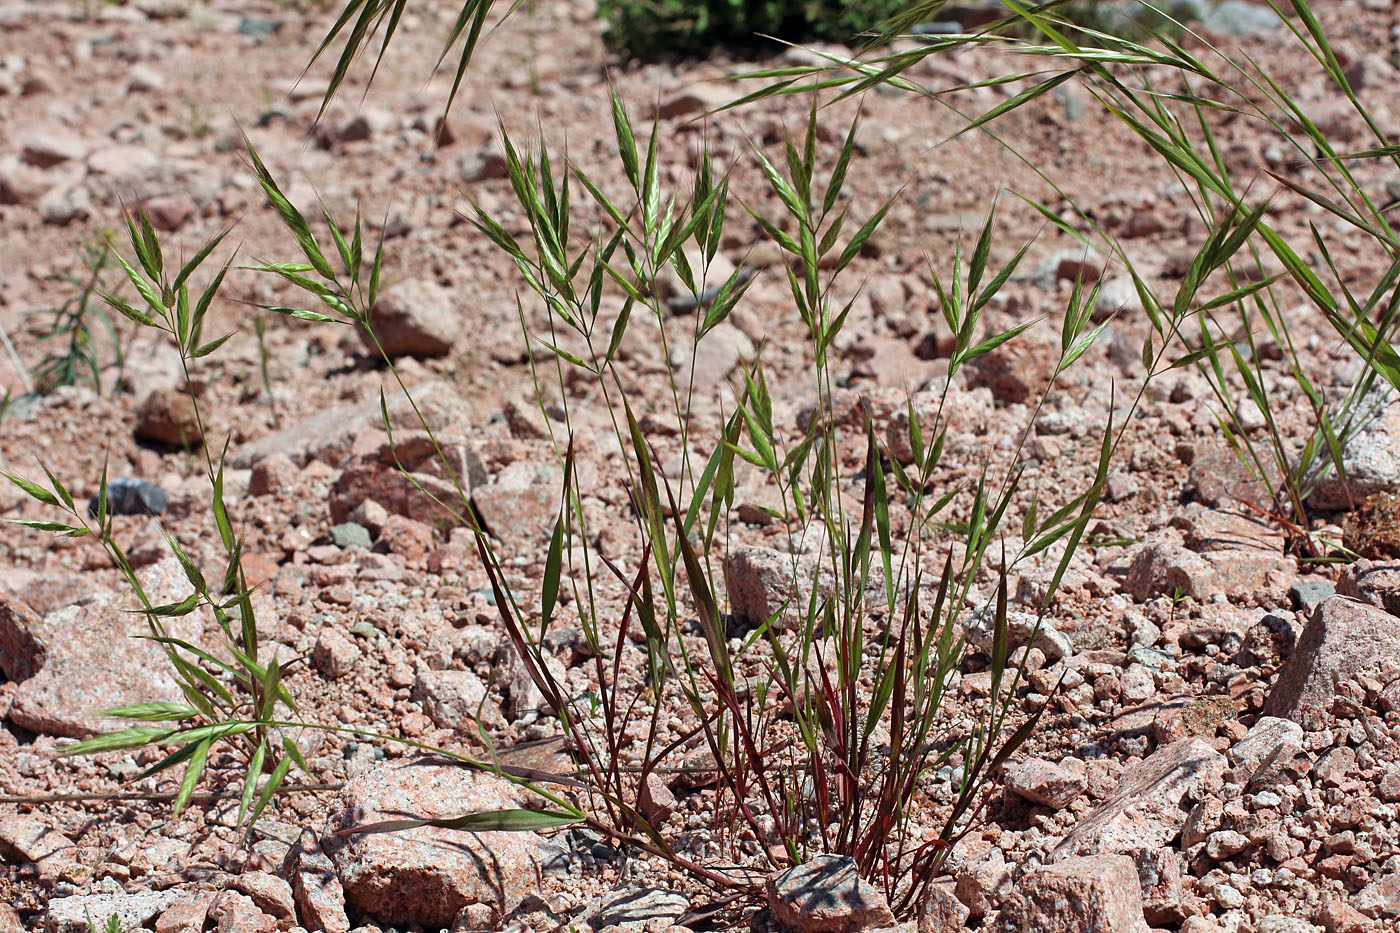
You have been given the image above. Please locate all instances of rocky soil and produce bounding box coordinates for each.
[4,1,1400,932]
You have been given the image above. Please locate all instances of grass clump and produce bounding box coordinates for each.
[411,98,1113,904]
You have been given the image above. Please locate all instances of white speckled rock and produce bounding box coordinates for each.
[1309,394,1400,510]
[1003,756,1087,810]
[44,890,183,933]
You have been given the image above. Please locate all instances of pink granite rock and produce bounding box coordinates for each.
[1124,541,1291,602]
[1004,756,1087,810]
[917,880,970,933]
[725,546,835,630]
[311,627,361,681]
[638,771,678,826]
[0,810,75,866]
[1263,596,1400,728]
[207,892,277,933]
[415,668,506,731]
[1133,847,1186,925]
[953,842,1011,919]
[326,757,573,928]
[9,558,203,738]
[0,592,46,681]
[995,855,1150,933]
[359,279,463,358]
[766,855,896,933]
[283,830,350,933]
[1050,738,1225,859]
[470,461,561,552]
[227,872,296,921]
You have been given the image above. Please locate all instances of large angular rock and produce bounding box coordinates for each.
[585,887,690,931]
[496,647,568,721]
[765,855,895,933]
[0,157,47,208]
[1050,738,1225,860]
[458,147,509,183]
[1151,695,1237,745]
[725,546,835,630]
[206,891,277,933]
[9,558,203,738]
[135,388,202,447]
[1092,275,1143,323]
[1123,543,1212,601]
[954,842,1012,920]
[0,811,76,869]
[326,757,572,928]
[327,430,483,526]
[995,855,1150,933]
[1353,871,1400,920]
[1228,716,1303,778]
[672,322,755,387]
[1185,443,1273,511]
[328,463,466,527]
[1263,596,1400,728]
[226,872,296,922]
[1133,847,1186,926]
[1004,756,1087,810]
[19,127,89,168]
[1338,560,1400,616]
[359,279,463,358]
[964,329,1059,404]
[470,461,562,552]
[657,82,732,121]
[1122,541,1291,602]
[964,604,1072,662]
[917,880,970,933]
[415,668,506,731]
[0,904,24,933]
[311,628,361,681]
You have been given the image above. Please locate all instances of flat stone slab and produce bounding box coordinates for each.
[1051,738,1225,860]
[326,756,573,928]
[9,558,202,738]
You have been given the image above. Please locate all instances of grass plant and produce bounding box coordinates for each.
[235,39,1122,906]
[28,234,131,396]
